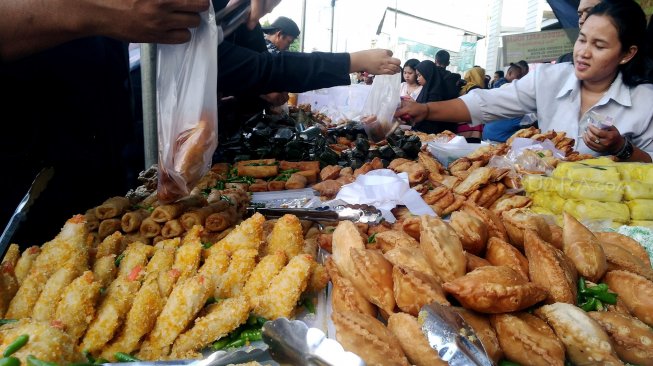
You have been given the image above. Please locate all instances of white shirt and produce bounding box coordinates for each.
[400,82,422,101]
[460,63,653,157]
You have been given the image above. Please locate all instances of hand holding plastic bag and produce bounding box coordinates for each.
[156,3,218,203]
[360,73,401,142]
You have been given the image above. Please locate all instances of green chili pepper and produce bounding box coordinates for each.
[202,242,213,249]
[256,316,267,327]
[593,291,617,305]
[578,277,587,292]
[4,334,28,357]
[26,355,58,366]
[114,353,140,363]
[114,253,125,267]
[239,329,262,342]
[367,233,377,244]
[580,298,598,312]
[0,320,17,325]
[0,357,20,366]
[498,360,521,366]
[301,298,316,314]
[82,350,95,364]
[211,338,231,350]
[94,358,110,365]
[223,338,246,349]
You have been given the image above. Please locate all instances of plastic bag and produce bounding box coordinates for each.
[156,4,218,203]
[360,73,401,142]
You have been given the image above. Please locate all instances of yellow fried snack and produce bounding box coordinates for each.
[198,248,230,294]
[331,220,365,281]
[0,318,83,364]
[172,226,203,281]
[95,231,124,259]
[626,199,653,220]
[53,271,102,343]
[215,249,258,299]
[562,212,607,283]
[254,254,313,320]
[5,269,50,319]
[387,313,446,366]
[92,255,117,289]
[242,251,287,300]
[138,274,214,360]
[589,312,653,366]
[325,257,376,317]
[171,296,252,358]
[211,213,265,253]
[33,215,89,275]
[419,215,466,282]
[535,303,623,366]
[383,246,435,277]
[553,163,620,183]
[116,242,153,279]
[449,211,488,256]
[32,264,81,322]
[616,162,653,182]
[486,237,529,281]
[0,245,20,318]
[264,214,304,259]
[14,246,40,285]
[623,181,653,200]
[347,248,395,315]
[563,199,630,224]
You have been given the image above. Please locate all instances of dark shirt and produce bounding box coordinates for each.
[493,78,508,88]
[265,39,281,54]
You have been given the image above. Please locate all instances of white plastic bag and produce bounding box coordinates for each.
[156,4,218,203]
[360,73,401,142]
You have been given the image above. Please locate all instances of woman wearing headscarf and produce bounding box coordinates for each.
[457,66,486,142]
[412,60,458,134]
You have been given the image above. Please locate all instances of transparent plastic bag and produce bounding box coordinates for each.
[360,73,401,142]
[156,4,218,203]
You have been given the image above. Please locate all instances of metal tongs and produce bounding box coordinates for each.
[419,303,493,366]
[249,204,384,225]
[215,0,251,39]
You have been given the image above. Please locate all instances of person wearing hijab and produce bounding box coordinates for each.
[457,66,486,142]
[412,60,459,134]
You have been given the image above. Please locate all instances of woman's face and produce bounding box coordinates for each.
[416,71,426,86]
[403,66,417,84]
[573,14,633,84]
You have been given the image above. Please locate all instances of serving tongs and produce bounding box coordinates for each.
[249,204,384,225]
[419,303,493,366]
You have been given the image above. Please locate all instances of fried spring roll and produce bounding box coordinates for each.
[53,271,102,343]
[180,201,230,230]
[117,242,154,278]
[137,274,214,360]
[92,255,118,289]
[285,173,308,190]
[161,219,185,238]
[123,232,151,247]
[121,209,150,233]
[205,206,238,232]
[95,231,123,259]
[5,269,49,318]
[279,160,320,173]
[242,251,287,300]
[150,195,207,223]
[172,226,203,281]
[140,217,162,238]
[215,249,258,299]
[14,246,40,285]
[254,254,313,320]
[96,196,131,219]
[265,214,304,258]
[32,265,81,321]
[98,219,122,239]
[236,164,278,179]
[86,208,100,232]
[171,296,251,358]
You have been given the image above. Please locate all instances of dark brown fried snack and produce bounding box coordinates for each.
[392,265,448,316]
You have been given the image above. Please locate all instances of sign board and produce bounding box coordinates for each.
[502,28,578,65]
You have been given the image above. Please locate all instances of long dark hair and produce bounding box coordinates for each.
[401,58,420,83]
[587,0,652,86]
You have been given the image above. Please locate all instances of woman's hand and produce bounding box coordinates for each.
[582,124,625,154]
[349,49,401,75]
[394,99,429,124]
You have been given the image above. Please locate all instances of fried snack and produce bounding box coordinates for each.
[211,213,265,253]
[123,233,152,248]
[453,167,493,196]
[491,312,564,366]
[320,165,342,181]
[486,237,529,281]
[489,194,532,214]
[150,195,207,223]
[501,208,552,248]
[138,274,214,360]
[312,180,342,197]
[454,308,503,364]
[85,208,100,232]
[53,271,102,343]
[419,215,466,282]
[443,266,547,313]
[461,202,509,242]
[387,312,446,366]
[160,219,184,238]
[121,209,150,233]
[179,201,228,231]
[98,218,121,239]
[96,196,130,220]
[0,253,19,318]
[14,246,40,285]
[95,232,127,258]
[5,269,49,319]
[254,254,313,320]
[205,206,238,233]
[347,248,395,315]
[215,249,257,299]
[562,212,607,282]
[477,182,506,208]
[548,223,564,250]
[418,151,445,181]
[535,303,623,366]
[325,258,376,317]
[32,264,81,321]
[595,231,651,265]
[392,161,428,184]
[599,240,653,281]
[332,310,410,366]
[170,226,202,281]
[401,216,421,240]
[284,173,308,190]
[588,311,653,366]
[242,251,287,300]
[266,180,285,191]
[604,270,653,327]
[265,214,304,258]
[466,252,491,272]
[331,220,365,281]
[171,296,251,358]
[524,230,578,304]
[236,164,278,179]
[117,242,154,278]
[0,318,83,364]
[449,211,488,256]
[393,265,448,315]
[384,246,435,277]
[306,262,329,293]
[140,217,162,238]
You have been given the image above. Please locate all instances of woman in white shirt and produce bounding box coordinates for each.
[396,0,653,162]
[399,59,422,101]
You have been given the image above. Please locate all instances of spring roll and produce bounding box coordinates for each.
[32,264,81,321]
[161,219,185,238]
[215,248,258,299]
[279,160,320,173]
[172,226,203,281]
[140,217,162,238]
[207,189,248,207]
[242,251,287,300]
[267,180,286,191]
[236,164,278,179]
[285,173,307,190]
[121,209,150,233]
[205,206,238,232]
[152,235,165,245]
[95,231,123,259]
[254,254,313,320]
[122,232,151,247]
[98,219,122,239]
[150,195,207,223]
[14,246,40,285]
[95,196,131,220]
[85,208,100,232]
[92,255,117,289]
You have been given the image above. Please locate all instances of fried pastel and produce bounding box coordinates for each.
[384,246,436,277]
[604,270,653,327]
[491,312,564,366]
[461,202,509,242]
[348,248,395,315]
[589,311,653,366]
[265,214,304,259]
[599,240,653,281]
[442,266,547,313]
[489,194,532,214]
[486,237,529,281]
[524,230,578,304]
[325,258,376,317]
[419,215,466,282]
[502,208,552,248]
[548,223,564,250]
[595,231,651,265]
[401,216,421,240]
[562,212,607,282]
[535,303,623,366]
[374,230,420,253]
[449,211,488,256]
[393,265,448,315]
[387,312,446,366]
[465,252,491,272]
[331,220,365,281]
[332,310,410,366]
[453,167,493,196]
[454,308,503,364]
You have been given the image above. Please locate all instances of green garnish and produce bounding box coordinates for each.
[114,253,125,267]
[577,277,617,312]
[367,233,377,243]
